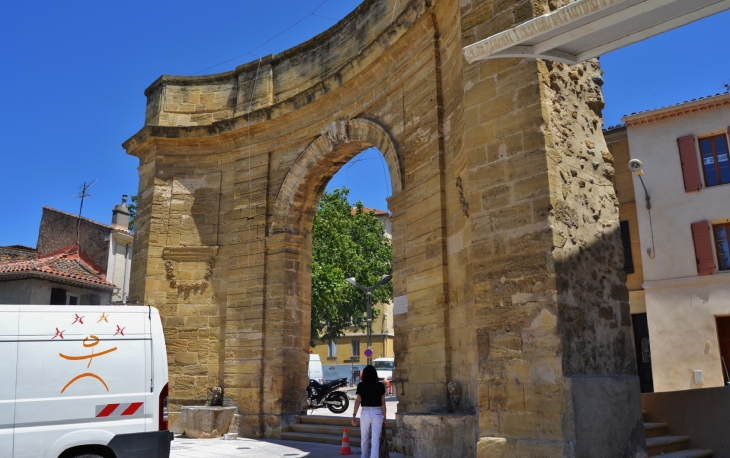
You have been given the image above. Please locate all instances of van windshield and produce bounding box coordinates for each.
[373,360,394,370]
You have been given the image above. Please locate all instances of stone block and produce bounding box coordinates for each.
[181,406,237,439]
[397,413,476,458]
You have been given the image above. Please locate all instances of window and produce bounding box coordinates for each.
[328,340,337,358]
[50,288,66,305]
[351,340,360,357]
[713,222,730,271]
[66,294,79,305]
[619,221,634,274]
[699,134,730,187]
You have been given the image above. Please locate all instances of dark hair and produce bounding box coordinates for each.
[361,365,378,383]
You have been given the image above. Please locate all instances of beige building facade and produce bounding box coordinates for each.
[123,0,646,456]
[621,93,730,393]
[312,299,395,382]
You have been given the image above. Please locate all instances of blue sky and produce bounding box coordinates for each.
[1,1,729,247]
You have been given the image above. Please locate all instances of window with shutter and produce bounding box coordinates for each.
[698,134,730,187]
[713,223,730,272]
[691,221,716,276]
[677,135,703,192]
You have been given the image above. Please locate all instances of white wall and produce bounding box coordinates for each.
[627,103,730,392]
[645,276,730,391]
[0,279,111,305]
[627,106,730,281]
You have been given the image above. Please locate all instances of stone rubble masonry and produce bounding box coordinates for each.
[123,0,645,456]
[37,207,111,270]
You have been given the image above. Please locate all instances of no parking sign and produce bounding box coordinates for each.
[364,347,373,358]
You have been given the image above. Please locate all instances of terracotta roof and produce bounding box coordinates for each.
[622,91,730,127]
[0,244,114,290]
[0,246,37,263]
[351,206,389,216]
[603,123,626,133]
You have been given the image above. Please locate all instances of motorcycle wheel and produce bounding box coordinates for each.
[326,391,349,414]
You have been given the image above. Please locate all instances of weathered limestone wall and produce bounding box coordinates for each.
[460,0,645,456]
[124,0,645,455]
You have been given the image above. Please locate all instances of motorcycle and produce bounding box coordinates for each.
[306,377,349,413]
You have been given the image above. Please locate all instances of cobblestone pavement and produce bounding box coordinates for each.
[170,436,405,458]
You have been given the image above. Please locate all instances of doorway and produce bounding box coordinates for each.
[632,313,654,393]
[716,316,730,384]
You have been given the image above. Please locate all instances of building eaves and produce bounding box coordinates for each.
[0,246,115,290]
[622,91,730,127]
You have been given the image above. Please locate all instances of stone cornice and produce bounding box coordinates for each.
[162,246,219,262]
[123,0,429,153]
[623,93,730,127]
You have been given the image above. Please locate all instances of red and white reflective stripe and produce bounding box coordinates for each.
[95,402,144,417]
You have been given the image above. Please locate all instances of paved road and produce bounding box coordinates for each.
[170,389,402,457]
[170,436,405,458]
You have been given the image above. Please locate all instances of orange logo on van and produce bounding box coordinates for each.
[59,334,117,393]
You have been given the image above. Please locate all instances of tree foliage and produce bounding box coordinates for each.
[128,195,137,232]
[311,188,393,345]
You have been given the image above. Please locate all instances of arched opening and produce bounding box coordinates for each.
[306,146,398,416]
[264,118,406,424]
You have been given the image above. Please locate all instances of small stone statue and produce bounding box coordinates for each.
[447,381,461,407]
[209,386,224,406]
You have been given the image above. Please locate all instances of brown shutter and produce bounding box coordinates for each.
[691,221,715,276]
[677,135,702,192]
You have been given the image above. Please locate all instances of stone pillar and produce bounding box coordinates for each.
[462,52,646,458]
[258,232,310,437]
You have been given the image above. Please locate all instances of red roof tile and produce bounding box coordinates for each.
[0,244,114,290]
[351,206,389,216]
[0,246,37,263]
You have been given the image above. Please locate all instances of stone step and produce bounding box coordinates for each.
[647,436,690,456]
[643,422,668,438]
[299,415,397,430]
[651,450,713,458]
[281,431,362,448]
[288,423,393,440]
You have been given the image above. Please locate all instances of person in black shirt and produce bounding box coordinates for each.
[351,365,386,458]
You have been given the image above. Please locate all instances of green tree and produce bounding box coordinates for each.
[311,188,393,345]
[128,195,137,232]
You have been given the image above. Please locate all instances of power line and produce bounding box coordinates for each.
[190,0,340,76]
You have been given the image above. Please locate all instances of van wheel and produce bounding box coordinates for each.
[71,454,104,458]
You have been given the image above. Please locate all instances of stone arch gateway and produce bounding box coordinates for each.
[123,0,646,456]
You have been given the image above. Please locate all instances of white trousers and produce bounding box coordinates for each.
[359,406,383,458]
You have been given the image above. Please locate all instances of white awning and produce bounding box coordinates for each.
[462,0,730,65]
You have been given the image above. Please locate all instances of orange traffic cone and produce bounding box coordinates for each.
[339,427,354,455]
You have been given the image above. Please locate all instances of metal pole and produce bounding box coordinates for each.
[367,291,373,365]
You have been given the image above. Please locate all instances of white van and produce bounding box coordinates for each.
[373,357,395,381]
[0,305,173,458]
[308,354,323,383]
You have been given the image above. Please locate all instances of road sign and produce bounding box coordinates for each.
[364,347,373,358]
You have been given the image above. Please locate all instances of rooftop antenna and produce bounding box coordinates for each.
[74,180,96,247]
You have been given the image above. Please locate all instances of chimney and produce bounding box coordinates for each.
[111,195,130,230]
